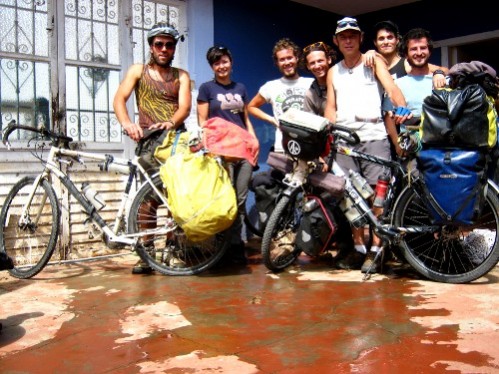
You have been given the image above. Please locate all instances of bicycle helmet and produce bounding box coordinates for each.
[147,22,182,45]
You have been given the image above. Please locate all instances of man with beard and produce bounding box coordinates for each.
[386,28,447,157]
[372,21,448,84]
[372,24,448,160]
[114,22,191,274]
[248,38,313,153]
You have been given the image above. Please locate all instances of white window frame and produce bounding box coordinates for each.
[435,30,499,67]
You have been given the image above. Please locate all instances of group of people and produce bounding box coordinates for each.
[114,22,259,273]
[111,17,484,275]
[247,16,448,274]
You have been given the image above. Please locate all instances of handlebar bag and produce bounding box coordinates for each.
[279,108,329,160]
[417,148,488,225]
[160,152,237,242]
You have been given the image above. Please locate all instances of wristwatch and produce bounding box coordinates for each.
[433,69,445,76]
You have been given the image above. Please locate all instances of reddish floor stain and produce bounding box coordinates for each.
[1,245,498,373]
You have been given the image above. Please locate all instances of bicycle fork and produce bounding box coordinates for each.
[16,174,48,232]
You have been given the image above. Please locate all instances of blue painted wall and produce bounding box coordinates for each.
[212,0,339,163]
[212,0,498,164]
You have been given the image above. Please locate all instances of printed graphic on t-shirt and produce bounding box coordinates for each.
[217,93,244,114]
[275,87,308,116]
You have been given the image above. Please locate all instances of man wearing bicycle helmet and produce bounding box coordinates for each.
[113,22,191,274]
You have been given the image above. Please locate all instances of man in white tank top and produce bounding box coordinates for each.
[324,17,411,274]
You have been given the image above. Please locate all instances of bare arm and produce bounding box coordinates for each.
[324,67,337,123]
[197,101,209,126]
[429,64,449,89]
[248,93,278,127]
[374,56,410,124]
[244,105,260,163]
[113,64,144,141]
[384,113,404,157]
[363,49,386,69]
[244,105,257,138]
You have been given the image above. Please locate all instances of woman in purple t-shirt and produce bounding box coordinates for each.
[197,46,259,265]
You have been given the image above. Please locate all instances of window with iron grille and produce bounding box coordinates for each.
[0,0,187,144]
[0,0,50,140]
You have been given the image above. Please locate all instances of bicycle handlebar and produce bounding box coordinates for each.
[1,120,73,148]
[330,124,361,145]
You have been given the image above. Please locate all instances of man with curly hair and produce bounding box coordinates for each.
[248,38,313,153]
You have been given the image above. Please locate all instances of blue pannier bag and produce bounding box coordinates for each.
[417,148,488,225]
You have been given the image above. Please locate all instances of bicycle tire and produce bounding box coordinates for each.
[261,194,302,271]
[393,183,499,283]
[0,176,60,279]
[127,174,230,275]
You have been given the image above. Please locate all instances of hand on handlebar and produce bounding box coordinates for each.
[122,122,144,142]
[392,106,413,125]
[397,131,420,154]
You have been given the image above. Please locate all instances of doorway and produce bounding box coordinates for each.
[436,30,499,70]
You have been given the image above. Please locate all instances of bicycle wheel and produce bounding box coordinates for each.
[261,194,302,271]
[128,174,230,275]
[393,184,499,283]
[0,176,60,279]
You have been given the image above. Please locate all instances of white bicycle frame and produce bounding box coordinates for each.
[14,143,172,248]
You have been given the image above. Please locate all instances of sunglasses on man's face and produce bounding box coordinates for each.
[153,41,176,50]
[337,21,358,29]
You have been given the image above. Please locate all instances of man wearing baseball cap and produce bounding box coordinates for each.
[325,16,410,273]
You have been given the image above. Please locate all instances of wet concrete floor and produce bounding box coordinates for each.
[1,239,498,373]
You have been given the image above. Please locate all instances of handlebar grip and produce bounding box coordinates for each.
[1,121,73,146]
[330,124,360,145]
[1,120,18,146]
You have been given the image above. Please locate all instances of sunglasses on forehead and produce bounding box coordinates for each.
[153,41,176,50]
[303,41,328,53]
[209,45,228,53]
[337,21,358,29]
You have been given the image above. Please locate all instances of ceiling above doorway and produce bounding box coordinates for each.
[291,0,421,16]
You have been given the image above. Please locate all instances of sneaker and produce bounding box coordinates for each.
[335,250,365,270]
[361,251,381,274]
[463,231,491,265]
[168,254,186,268]
[132,260,153,274]
[271,231,295,259]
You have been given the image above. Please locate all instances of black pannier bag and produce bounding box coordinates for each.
[295,196,337,256]
[250,169,284,229]
[421,84,497,149]
[279,108,330,160]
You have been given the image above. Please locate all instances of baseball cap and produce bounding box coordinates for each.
[335,17,361,35]
[374,20,399,36]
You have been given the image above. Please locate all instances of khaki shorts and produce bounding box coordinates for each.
[335,138,391,185]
